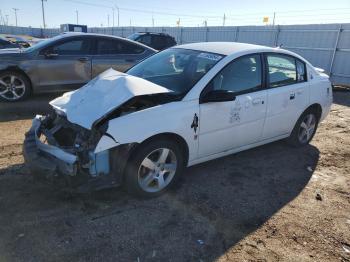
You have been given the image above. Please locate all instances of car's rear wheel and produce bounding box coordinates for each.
[0,71,31,102]
[124,138,185,197]
[288,110,319,147]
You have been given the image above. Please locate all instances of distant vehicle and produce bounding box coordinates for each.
[127,32,176,50]
[2,35,31,48]
[23,42,332,197]
[60,24,88,33]
[0,38,20,49]
[0,33,156,101]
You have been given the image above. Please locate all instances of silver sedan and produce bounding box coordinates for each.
[0,33,156,102]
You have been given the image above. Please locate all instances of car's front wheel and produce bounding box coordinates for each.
[0,71,31,102]
[125,138,185,197]
[288,109,319,146]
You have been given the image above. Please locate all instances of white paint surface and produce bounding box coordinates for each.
[50,69,171,129]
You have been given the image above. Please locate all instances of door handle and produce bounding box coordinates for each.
[290,93,295,100]
[78,57,89,63]
[252,98,264,105]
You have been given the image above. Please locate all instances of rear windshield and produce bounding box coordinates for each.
[127,33,141,41]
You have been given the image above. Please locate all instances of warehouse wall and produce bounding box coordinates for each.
[1,23,349,85]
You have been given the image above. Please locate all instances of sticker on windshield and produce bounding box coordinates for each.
[197,53,222,61]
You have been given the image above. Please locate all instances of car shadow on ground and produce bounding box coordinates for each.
[0,141,319,261]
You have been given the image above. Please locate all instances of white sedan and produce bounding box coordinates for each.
[24,42,332,197]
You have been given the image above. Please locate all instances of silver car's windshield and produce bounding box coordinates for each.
[127,48,224,95]
[23,35,64,53]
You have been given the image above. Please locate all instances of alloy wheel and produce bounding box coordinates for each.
[298,113,316,144]
[0,74,26,101]
[138,148,178,193]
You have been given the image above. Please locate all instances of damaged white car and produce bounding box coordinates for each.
[23,42,332,197]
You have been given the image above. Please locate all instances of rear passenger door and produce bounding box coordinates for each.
[262,53,309,139]
[91,37,146,77]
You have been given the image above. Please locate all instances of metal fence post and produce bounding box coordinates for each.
[180,27,183,44]
[329,24,342,76]
[235,27,239,42]
[274,25,280,47]
[205,26,209,42]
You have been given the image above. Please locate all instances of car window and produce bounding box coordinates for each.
[166,36,176,47]
[209,54,262,94]
[0,39,9,48]
[151,35,166,50]
[97,38,144,55]
[51,39,90,55]
[139,35,151,46]
[127,48,223,95]
[267,54,297,87]
[127,33,140,41]
[296,59,307,82]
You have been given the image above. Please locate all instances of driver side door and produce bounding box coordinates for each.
[35,37,92,90]
[198,53,267,158]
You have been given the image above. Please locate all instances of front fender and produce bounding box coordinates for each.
[94,100,199,162]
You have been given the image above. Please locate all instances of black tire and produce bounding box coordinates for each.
[124,138,185,198]
[287,109,319,147]
[0,71,31,102]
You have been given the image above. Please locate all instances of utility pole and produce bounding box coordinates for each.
[75,10,78,24]
[152,14,154,27]
[0,10,4,25]
[40,0,47,29]
[223,13,226,26]
[112,8,115,27]
[107,14,110,27]
[116,6,119,26]
[177,18,180,27]
[5,15,9,26]
[272,12,276,26]
[13,8,19,26]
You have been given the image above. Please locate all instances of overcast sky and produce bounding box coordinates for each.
[0,0,350,28]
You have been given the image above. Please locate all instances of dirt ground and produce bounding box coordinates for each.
[0,91,349,262]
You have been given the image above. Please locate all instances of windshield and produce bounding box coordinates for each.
[127,48,223,95]
[23,35,62,53]
[127,33,141,41]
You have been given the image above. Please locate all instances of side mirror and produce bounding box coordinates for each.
[200,90,236,103]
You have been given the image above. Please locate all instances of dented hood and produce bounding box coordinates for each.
[50,69,171,129]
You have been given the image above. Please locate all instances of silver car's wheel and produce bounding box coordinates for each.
[138,148,178,193]
[298,113,317,144]
[0,72,30,102]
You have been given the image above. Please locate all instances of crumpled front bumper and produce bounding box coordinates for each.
[23,115,78,178]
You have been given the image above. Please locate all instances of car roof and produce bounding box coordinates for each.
[134,32,172,37]
[176,42,277,56]
[55,32,156,51]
